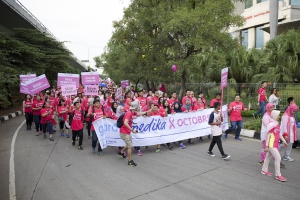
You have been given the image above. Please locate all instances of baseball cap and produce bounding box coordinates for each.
[130,100,139,110]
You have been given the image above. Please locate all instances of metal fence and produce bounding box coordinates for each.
[167,83,300,110]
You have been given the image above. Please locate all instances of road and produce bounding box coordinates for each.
[0,116,300,200]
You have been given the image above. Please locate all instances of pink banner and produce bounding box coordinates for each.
[20,82,31,95]
[61,85,77,96]
[25,74,50,95]
[81,72,100,85]
[57,73,79,88]
[220,67,228,89]
[116,87,122,97]
[84,85,99,96]
[20,74,36,83]
[121,80,130,88]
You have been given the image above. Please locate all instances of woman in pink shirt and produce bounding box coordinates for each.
[57,99,70,138]
[40,100,55,141]
[23,94,33,131]
[32,94,43,136]
[262,110,288,182]
[281,104,298,162]
[258,103,275,165]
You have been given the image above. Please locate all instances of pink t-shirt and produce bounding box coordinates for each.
[24,100,32,113]
[137,97,148,111]
[40,108,53,124]
[58,106,68,121]
[71,109,84,131]
[210,98,222,108]
[229,101,245,121]
[258,87,267,102]
[268,126,281,148]
[120,111,137,134]
[88,106,104,131]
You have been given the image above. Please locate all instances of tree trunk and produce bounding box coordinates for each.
[145,80,150,91]
[135,79,140,91]
[179,69,186,99]
[151,81,155,92]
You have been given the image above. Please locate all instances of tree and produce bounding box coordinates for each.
[99,0,244,97]
[0,28,78,105]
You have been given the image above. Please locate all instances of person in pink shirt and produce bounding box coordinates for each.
[254,81,268,119]
[152,91,160,105]
[258,103,275,165]
[182,89,191,106]
[262,110,288,182]
[168,92,178,112]
[137,90,148,112]
[281,103,298,162]
[32,94,44,136]
[87,99,106,154]
[224,94,247,141]
[197,91,206,108]
[209,93,222,108]
[40,100,55,141]
[57,99,70,138]
[123,91,132,112]
[23,94,33,131]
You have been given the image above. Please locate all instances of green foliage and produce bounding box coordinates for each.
[97,0,244,95]
[241,110,256,118]
[0,28,78,105]
[243,119,262,132]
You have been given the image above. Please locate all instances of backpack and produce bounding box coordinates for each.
[117,112,127,128]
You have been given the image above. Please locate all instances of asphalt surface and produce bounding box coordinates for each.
[1,116,300,200]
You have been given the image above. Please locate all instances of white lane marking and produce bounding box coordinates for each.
[9,120,25,200]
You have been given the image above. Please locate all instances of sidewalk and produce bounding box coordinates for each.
[0,107,22,123]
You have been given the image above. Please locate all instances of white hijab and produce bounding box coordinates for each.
[266,110,280,133]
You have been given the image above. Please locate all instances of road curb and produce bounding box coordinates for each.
[0,111,22,123]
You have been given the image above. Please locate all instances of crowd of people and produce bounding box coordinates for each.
[21,82,299,182]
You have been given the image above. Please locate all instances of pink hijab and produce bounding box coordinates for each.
[284,104,298,117]
[265,103,274,116]
[283,104,298,141]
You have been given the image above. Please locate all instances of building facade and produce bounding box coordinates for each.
[230,0,300,49]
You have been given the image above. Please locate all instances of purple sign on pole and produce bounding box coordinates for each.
[121,80,130,89]
[57,73,80,88]
[81,72,100,85]
[84,85,99,95]
[220,67,228,89]
[25,74,50,95]
[20,74,36,83]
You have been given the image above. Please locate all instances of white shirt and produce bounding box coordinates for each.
[268,94,280,106]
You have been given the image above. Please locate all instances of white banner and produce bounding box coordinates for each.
[93,106,228,149]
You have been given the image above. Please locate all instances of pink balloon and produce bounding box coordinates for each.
[171,65,178,72]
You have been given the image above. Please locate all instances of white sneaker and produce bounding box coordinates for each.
[283,156,294,162]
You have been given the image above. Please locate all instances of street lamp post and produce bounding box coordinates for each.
[79,41,91,67]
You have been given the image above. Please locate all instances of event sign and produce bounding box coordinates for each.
[116,87,122,97]
[84,85,99,95]
[121,80,130,88]
[61,85,77,96]
[220,67,228,89]
[81,72,100,85]
[24,74,50,95]
[93,106,228,149]
[20,82,31,95]
[20,74,36,83]
[57,73,79,88]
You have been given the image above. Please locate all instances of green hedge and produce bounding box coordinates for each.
[243,119,262,132]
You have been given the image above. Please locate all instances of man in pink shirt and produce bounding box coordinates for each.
[225,94,247,141]
[210,93,222,108]
[181,89,192,105]
[254,81,268,119]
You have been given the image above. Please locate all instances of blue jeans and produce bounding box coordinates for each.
[92,131,102,152]
[254,102,266,117]
[225,121,243,139]
[33,115,42,132]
